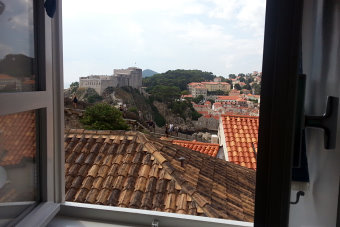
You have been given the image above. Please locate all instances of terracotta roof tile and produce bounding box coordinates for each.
[171,140,220,157]
[0,111,36,166]
[64,129,256,222]
[220,115,258,170]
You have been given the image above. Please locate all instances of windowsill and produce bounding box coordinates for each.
[16,202,60,227]
[49,202,253,227]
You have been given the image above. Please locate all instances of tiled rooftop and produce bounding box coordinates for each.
[216,96,240,101]
[64,129,256,222]
[172,140,220,157]
[0,111,36,166]
[220,115,259,170]
[0,74,15,80]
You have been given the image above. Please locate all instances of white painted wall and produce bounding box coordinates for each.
[218,117,229,161]
[288,0,340,226]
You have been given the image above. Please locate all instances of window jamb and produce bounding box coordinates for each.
[254,0,303,225]
[0,0,61,225]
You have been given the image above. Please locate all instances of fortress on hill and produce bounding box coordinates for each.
[79,67,142,95]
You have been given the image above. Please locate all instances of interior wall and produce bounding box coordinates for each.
[289,0,340,226]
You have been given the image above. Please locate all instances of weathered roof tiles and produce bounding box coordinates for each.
[64,129,256,222]
[0,111,36,166]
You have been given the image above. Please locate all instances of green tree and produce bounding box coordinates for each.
[150,85,181,102]
[81,103,128,130]
[207,90,228,96]
[234,83,242,90]
[228,74,236,79]
[239,77,246,82]
[244,84,252,90]
[128,106,138,114]
[70,82,79,93]
[181,90,189,95]
[253,83,261,95]
[84,88,103,103]
[143,69,215,91]
[246,77,254,84]
[192,95,204,104]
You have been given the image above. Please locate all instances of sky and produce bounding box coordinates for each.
[63,0,266,88]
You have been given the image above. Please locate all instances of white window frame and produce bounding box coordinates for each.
[0,0,63,225]
[1,0,304,226]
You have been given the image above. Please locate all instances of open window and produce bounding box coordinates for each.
[1,0,339,226]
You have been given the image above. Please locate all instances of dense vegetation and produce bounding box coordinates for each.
[168,100,202,120]
[113,87,166,127]
[207,90,229,96]
[143,69,215,91]
[147,85,181,102]
[70,82,79,93]
[83,88,103,103]
[81,103,128,130]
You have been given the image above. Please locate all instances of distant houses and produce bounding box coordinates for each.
[188,81,231,98]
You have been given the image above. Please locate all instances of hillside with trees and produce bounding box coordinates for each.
[143,69,215,101]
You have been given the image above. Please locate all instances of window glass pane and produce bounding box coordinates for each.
[0,0,36,92]
[0,110,38,225]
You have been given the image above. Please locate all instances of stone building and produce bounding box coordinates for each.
[114,67,142,88]
[79,67,142,95]
[188,81,231,98]
[79,75,115,95]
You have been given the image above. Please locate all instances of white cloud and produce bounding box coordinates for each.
[206,0,265,36]
[236,0,266,36]
[62,0,266,85]
[207,0,240,20]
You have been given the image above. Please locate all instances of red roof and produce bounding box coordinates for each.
[172,140,220,157]
[220,114,259,169]
[203,114,220,120]
[197,111,208,115]
[217,96,239,101]
[0,111,36,166]
[201,82,229,85]
[23,79,35,85]
[188,82,200,86]
[0,74,15,80]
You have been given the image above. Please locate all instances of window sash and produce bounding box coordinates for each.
[0,0,62,225]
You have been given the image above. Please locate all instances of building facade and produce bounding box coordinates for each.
[188,81,231,98]
[79,67,142,95]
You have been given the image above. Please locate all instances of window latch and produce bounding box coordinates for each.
[294,75,339,170]
[305,96,339,149]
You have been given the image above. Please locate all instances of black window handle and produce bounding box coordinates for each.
[292,75,338,183]
[305,96,339,149]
